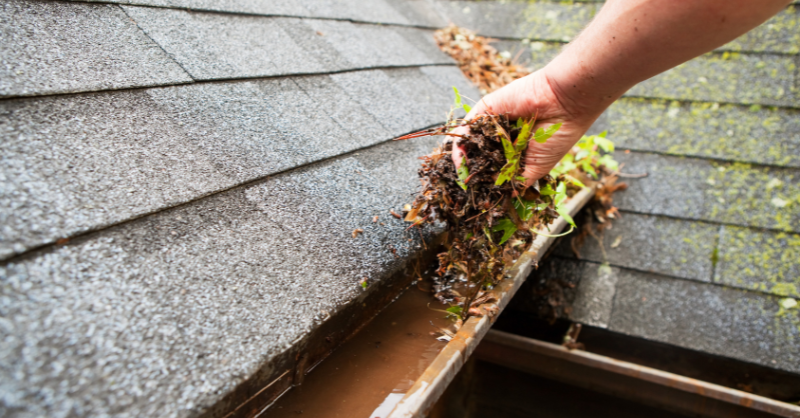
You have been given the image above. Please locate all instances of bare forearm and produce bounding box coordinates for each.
[545,0,790,119]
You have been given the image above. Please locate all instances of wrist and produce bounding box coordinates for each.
[541,57,624,123]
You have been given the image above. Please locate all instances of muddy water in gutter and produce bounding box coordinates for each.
[262,285,451,418]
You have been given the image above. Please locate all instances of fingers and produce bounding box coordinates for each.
[520,163,554,187]
[450,125,469,169]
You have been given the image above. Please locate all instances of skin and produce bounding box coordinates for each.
[452,0,791,185]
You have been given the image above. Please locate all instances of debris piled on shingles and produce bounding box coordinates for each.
[434,25,530,95]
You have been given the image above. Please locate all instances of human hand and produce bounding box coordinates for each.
[452,69,602,187]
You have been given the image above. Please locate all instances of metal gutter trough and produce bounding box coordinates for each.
[387,186,596,417]
[474,330,800,418]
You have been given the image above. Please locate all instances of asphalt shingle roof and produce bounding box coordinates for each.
[0,1,480,416]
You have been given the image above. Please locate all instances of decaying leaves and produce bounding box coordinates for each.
[395,89,618,319]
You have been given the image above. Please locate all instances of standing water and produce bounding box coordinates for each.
[263,285,452,418]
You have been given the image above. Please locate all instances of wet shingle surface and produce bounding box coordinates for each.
[0,68,475,261]
[627,52,798,107]
[715,226,800,297]
[2,0,475,415]
[553,213,719,282]
[609,267,800,374]
[0,0,192,97]
[0,136,443,418]
[436,1,596,42]
[438,1,800,54]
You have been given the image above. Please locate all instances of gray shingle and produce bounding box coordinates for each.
[419,65,482,101]
[331,70,431,137]
[296,0,410,25]
[293,75,391,143]
[598,98,800,168]
[626,52,798,107]
[385,67,456,127]
[613,152,800,233]
[0,0,191,97]
[303,19,388,69]
[274,18,353,72]
[723,6,800,54]
[609,267,800,374]
[391,26,454,65]
[436,0,596,42]
[570,262,619,328]
[389,0,449,27]
[0,88,235,261]
[0,69,461,260]
[0,136,441,418]
[553,213,719,282]
[119,9,451,81]
[491,40,564,70]
[122,6,325,80]
[715,226,800,298]
[80,0,446,26]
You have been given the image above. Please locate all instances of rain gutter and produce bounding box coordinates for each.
[475,329,800,418]
[388,185,596,417]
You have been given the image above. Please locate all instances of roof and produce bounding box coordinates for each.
[0,1,480,416]
[443,0,800,375]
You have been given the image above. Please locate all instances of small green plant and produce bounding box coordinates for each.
[398,87,619,317]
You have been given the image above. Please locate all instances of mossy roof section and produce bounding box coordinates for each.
[615,152,800,233]
[552,213,719,283]
[596,98,800,168]
[439,1,800,54]
[627,52,798,107]
[455,0,800,372]
[716,226,800,298]
[495,42,799,107]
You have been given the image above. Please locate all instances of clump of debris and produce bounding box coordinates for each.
[434,25,529,95]
[396,91,618,318]
[393,25,626,320]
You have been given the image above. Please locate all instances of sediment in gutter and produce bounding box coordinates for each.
[388,186,596,417]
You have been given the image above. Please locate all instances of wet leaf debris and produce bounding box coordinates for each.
[395,91,619,318]
[434,25,530,95]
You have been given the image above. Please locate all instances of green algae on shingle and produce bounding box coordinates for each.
[723,6,800,54]
[716,226,800,298]
[614,153,800,232]
[552,213,718,281]
[604,98,800,167]
[437,1,595,41]
[626,52,798,107]
[704,162,800,231]
[491,39,564,70]
[521,0,597,42]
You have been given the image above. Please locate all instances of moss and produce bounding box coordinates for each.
[717,226,800,298]
[521,1,596,42]
[722,6,800,54]
[702,162,800,231]
[607,98,800,168]
[626,53,797,107]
